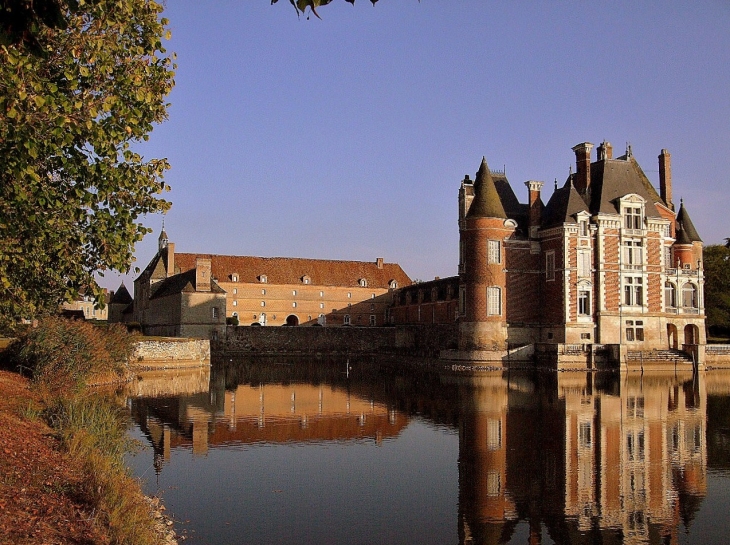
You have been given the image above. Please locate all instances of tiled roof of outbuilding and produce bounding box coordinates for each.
[172,254,412,289]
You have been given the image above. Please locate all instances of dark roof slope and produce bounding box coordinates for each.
[173,254,412,289]
[675,201,702,243]
[109,283,133,305]
[541,180,589,229]
[586,159,661,218]
[150,269,226,300]
[466,157,508,219]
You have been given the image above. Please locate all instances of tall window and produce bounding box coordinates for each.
[546,251,555,281]
[579,220,589,237]
[623,240,643,269]
[578,290,591,316]
[488,240,501,264]
[487,286,502,316]
[624,277,643,306]
[625,207,643,230]
[344,314,351,325]
[682,283,698,308]
[369,315,376,326]
[212,307,219,319]
[577,250,591,277]
[459,286,466,315]
[665,282,677,308]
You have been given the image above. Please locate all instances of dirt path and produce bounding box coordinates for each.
[0,370,110,544]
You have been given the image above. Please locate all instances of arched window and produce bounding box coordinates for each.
[344,314,351,325]
[682,283,698,308]
[665,282,677,308]
[358,278,368,287]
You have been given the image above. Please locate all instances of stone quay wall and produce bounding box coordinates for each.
[217,324,459,358]
[130,337,211,369]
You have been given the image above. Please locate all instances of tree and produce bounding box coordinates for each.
[0,0,175,330]
[272,0,380,19]
[704,244,730,338]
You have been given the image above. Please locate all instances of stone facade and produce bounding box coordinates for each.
[116,230,411,338]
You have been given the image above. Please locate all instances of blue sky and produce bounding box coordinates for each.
[99,1,730,292]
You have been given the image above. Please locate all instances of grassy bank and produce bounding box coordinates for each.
[3,317,173,545]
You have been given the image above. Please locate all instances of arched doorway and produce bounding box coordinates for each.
[286,315,299,326]
[667,323,678,350]
[684,324,699,346]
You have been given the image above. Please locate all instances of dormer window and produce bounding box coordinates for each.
[231,274,238,282]
[259,275,267,283]
[358,278,367,287]
[625,207,642,230]
[302,275,311,285]
[389,280,398,289]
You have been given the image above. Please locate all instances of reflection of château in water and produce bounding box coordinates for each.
[451,371,707,545]
[129,376,410,472]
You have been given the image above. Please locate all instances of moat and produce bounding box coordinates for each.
[124,357,730,544]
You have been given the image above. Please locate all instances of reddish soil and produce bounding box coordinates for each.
[0,370,110,544]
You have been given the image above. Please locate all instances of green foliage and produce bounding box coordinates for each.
[272,0,379,19]
[704,244,730,335]
[14,316,132,393]
[227,315,240,326]
[0,0,175,330]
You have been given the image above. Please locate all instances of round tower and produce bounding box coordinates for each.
[459,157,515,352]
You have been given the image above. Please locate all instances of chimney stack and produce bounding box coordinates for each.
[195,257,211,292]
[376,257,384,269]
[525,180,544,236]
[597,140,613,161]
[571,142,594,194]
[659,149,674,211]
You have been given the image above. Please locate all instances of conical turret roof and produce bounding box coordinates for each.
[466,157,508,219]
[675,200,702,243]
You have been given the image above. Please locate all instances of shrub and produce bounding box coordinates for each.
[15,316,132,393]
[227,315,239,326]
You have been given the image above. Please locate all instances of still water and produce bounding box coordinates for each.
[125,358,730,544]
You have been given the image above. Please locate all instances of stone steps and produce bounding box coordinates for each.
[626,349,694,363]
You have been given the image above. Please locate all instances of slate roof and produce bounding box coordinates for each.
[466,157,508,219]
[541,179,590,229]
[172,253,412,289]
[675,201,702,243]
[109,283,133,305]
[149,269,226,300]
[583,157,661,218]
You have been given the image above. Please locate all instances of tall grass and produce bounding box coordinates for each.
[46,395,164,545]
[8,317,168,544]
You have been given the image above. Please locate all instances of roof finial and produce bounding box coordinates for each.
[626,142,632,158]
[554,178,558,191]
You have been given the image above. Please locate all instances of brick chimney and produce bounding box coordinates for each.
[195,257,211,292]
[572,142,594,193]
[165,242,175,278]
[659,149,674,211]
[597,140,613,160]
[376,257,384,269]
[524,180,544,235]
